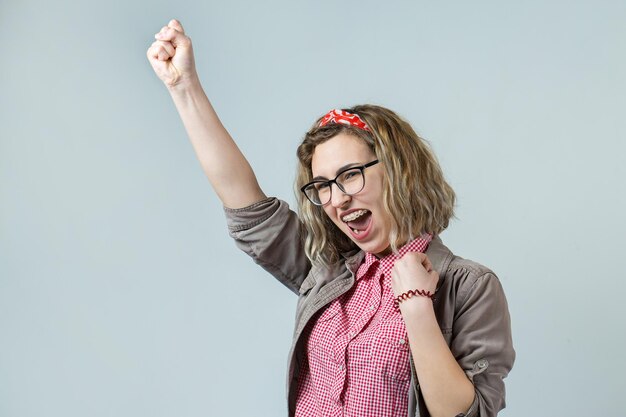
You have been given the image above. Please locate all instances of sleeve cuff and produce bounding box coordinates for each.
[223,197,279,233]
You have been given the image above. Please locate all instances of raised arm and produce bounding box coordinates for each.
[147,19,266,209]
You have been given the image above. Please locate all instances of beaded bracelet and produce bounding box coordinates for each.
[394,288,434,307]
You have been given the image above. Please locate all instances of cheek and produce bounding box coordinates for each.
[364,171,385,198]
[322,207,346,230]
[322,206,338,222]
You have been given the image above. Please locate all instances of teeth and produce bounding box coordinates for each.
[342,209,368,222]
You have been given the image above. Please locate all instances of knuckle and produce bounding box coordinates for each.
[157,40,170,49]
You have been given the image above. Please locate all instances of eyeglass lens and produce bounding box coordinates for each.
[306,168,365,205]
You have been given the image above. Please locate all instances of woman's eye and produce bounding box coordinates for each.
[315,182,330,191]
[342,170,358,181]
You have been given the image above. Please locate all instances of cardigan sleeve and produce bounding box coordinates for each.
[451,271,515,417]
[224,197,311,294]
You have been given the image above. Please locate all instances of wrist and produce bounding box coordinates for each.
[166,73,202,94]
[395,287,434,305]
[398,294,433,315]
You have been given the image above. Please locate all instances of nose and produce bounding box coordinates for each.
[329,182,350,208]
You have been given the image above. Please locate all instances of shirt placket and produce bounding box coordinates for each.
[342,262,384,413]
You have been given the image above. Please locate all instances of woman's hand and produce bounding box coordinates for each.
[147,19,197,87]
[391,252,438,308]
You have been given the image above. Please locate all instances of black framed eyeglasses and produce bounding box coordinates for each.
[300,160,379,206]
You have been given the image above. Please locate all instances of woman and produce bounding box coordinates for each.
[147,19,514,417]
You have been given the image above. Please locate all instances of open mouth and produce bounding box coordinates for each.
[342,209,372,235]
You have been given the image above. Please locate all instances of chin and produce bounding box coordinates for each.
[371,245,392,258]
[356,240,391,257]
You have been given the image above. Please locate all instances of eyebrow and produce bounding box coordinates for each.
[311,162,362,181]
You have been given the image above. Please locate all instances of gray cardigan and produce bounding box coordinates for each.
[225,197,515,417]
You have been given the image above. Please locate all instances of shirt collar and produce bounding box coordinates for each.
[359,234,433,279]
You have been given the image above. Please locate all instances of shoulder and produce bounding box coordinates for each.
[444,255,498,291]
[429,237,506,311]
[444,256,503,310]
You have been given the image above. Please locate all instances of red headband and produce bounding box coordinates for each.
[318,109,371,132]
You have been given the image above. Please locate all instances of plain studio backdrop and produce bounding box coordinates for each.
[1,0,624,416]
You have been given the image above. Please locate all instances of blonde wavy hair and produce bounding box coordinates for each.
[296,104,455,266]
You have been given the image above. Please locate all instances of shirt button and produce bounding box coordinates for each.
[369,305,375,311]
[399,338,406,345]
[477,359,488,369]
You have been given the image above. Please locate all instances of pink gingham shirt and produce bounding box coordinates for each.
[295,235,432,417]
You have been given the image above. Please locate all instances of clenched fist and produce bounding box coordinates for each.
[391,252,439,308]
[147,19,197,87]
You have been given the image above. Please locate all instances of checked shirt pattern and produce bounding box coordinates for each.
[295,235,432,417]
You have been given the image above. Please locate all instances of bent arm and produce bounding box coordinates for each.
[402,298,476,417]
[393,251,514,417]
[392,253,476,416]
[403,271,515,417]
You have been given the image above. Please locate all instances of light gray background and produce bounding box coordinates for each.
[1,0,625,416]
